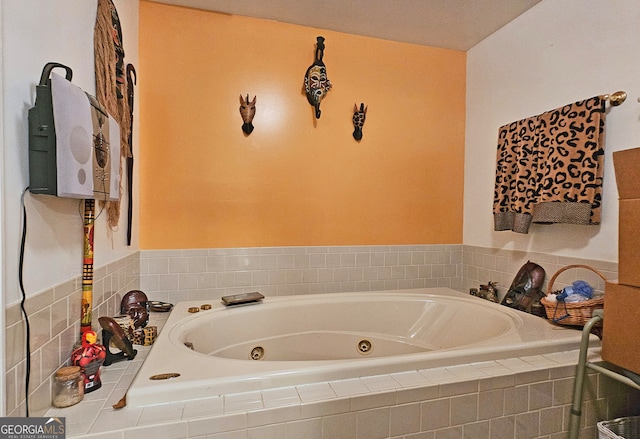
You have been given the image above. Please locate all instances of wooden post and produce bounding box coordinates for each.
[81,199,95,334]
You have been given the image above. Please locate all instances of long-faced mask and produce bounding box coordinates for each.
[303,36,332,119]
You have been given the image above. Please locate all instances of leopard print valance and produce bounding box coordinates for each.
[493,96,606,234]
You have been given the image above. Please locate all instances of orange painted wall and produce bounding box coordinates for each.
[139,1,466,249]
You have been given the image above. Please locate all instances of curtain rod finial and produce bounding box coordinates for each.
[604,91,627,106]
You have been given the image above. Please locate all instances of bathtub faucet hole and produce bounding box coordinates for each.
[357,340,372,355]
[250,346,265,360]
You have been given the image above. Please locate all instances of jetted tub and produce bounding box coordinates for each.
[126,288,594,407]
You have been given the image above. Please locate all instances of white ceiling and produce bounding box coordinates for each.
[147,0,542,51]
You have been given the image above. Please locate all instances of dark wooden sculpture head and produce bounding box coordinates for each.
[239,94,256,135]
[121,289,149,328]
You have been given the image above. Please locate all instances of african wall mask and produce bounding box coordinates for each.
[352,103,367,141]
[239,94,256,135]
[303,36,332,119]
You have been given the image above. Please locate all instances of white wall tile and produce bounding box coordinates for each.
[138,403,184,425]
[207,255,226,271]
[261,387,300,408]
[188,256,208,273]
[178,273,199,290]
[159,274,180,290]
[391,371,431,388]
[370,253,385,266]
[325,254,342,267]
[248,423,286,439]
[168,257,189,273]
[303,269,319,284]
[450,394,478,426]
[356,407,390,439]
[285,418,322,439]
[294,254,309,269]
[148,258,169,274]
[361,375,401,393]
[297,383,338,402]
[322,412,357,439]
[389,403,421,436]
[277,255,295,269]
[420,398,450,431]
[188,413,247,437]
[330,379,369,397]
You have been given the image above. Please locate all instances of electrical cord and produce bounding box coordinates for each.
[19,187,31,417]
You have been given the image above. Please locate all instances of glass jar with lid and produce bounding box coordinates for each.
[52,365,84,408]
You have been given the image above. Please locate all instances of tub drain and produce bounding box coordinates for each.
[250,346,265,360]
[357,339,372,355]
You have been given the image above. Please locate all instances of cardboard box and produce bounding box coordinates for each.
[613,148,640,287]
[618,199,640,287]
[601,281,640,375]
[613,148,640,199]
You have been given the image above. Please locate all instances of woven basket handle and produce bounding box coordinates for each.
[546,264,606,297]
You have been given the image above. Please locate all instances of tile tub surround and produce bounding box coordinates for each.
[139,244,617,306]
[46,348,640,439]
[6,244,625,428]
[4,253,140,417]
[139,245,464,303]
[462,246,618,302]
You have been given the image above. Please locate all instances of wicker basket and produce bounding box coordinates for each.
[540,264,605,326]
[597,415,640,439]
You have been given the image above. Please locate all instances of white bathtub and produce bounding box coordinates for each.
[126,288,592,407]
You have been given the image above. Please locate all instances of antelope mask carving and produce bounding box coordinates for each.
[239,94,256,135]
[352,103,367,141]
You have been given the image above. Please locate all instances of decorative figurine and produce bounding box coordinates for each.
[239,94,256,135]
[303,36,332,119]
[98,316,137,366]
[478,281,499,303]
[121,289,149,328]
[501,261,545,312]
[352,103,367,140]
[71,330,106,393]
